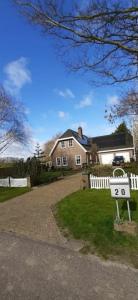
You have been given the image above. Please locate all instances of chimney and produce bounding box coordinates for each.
[78,126,83,138]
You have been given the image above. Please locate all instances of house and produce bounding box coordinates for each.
[50,127,134,168]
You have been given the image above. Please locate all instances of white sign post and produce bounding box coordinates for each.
[110,168,131,222]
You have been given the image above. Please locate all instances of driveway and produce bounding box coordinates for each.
[0,173,138,299]
[0,232,138,300]
[0,173,81,245]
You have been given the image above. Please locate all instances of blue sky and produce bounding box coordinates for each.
[0,1,128,158]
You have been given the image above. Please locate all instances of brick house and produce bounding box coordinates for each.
[50,127,134,168]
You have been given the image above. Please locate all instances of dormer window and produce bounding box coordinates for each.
[60,141,66,148]
[68,139,73,147]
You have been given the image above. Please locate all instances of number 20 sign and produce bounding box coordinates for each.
[110,177,130,199]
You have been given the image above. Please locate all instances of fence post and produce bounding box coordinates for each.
[81,172,90,189]
[27,176,31,188]
[8,176,11,187]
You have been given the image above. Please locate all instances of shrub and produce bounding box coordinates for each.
[124,162,138,175]
[90,162,138,177]
[32,171,62,186]
[90,165,113,176]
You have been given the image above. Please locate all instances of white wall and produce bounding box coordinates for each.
[100,153,114,164]
[0,177,28,187]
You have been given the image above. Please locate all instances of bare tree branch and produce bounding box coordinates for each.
[105,89,138,123]
[0,85,29,154]
[14,0,138,84]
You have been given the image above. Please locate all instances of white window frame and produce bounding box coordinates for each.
[56,157,61,166]
[62,156,68,166]
[60,141,66,148]
[75,155,81,166]
[68,139,73,147]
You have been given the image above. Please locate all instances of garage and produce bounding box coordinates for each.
[100,150,131,165]
[100,153,114,165]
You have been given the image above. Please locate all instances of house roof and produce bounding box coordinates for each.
[59,129,133,151]
[91,132,133,151]
[60,129,90,150]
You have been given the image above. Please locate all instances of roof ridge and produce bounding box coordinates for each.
[92,132,132,139]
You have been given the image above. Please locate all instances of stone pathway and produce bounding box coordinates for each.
[0,173,81,246]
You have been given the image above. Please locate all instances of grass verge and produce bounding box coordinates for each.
[55,189,138,268]
[0,187,31,203]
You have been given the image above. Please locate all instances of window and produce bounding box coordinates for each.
[68,139,73,147]
[75,155,81,165]
[56,157,61,166]
[60,141,66,148]
[62,156,68,166]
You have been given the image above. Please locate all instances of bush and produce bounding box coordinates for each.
[32,171,62,186]
[124,162,138,175]
[90,165,113,176]
[90,162,138,177]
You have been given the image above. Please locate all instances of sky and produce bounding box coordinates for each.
[0,0,129,158]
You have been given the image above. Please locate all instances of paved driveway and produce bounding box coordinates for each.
[0,173,138,299]
[0,173,81,245]
[0,232,138,300]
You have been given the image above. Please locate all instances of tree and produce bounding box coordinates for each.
[0,85,29,154]
[90,141,99,164]
[34,143,45,160]
[105,89,138,123]
[133,116,138,161]
[106,89,138,161]
[44,132,62,162]
[14,0,138,85]
[113,121,131,135]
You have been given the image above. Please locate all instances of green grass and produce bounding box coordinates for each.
[0,187,31,203]
[55,189,138,267]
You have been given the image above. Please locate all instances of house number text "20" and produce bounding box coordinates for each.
[115,188,125,196]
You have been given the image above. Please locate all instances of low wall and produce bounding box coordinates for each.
[0,177,30,187]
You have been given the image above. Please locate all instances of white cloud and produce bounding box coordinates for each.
[58,111,65,118]
[107,95,119,105]
[56,88,75,99]
[33,127,47,135]
[4,57,31,94]
[1,134,46,160]
[76,93,92,109]
[24,107,30,115]
[3,143,32,159]
[58,111,69,119]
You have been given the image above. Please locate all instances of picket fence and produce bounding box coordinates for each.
[90,173,138,190]
[0,177,28,187]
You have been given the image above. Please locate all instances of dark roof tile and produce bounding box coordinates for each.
[59,129,133,151]
[91,133,133,150]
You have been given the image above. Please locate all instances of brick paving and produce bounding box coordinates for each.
[0,173,81,245]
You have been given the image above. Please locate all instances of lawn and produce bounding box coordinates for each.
[0,187,31,203]
[55,189,138,268]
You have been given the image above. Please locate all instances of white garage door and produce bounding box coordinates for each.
[101,153,114,164]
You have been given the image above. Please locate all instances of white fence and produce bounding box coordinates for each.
[90,173,138,190]
[0,177,28,187]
